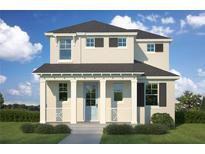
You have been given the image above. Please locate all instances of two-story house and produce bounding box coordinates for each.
[34,20,179,124]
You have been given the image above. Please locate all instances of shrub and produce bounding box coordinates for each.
[21,123,35,133]
[35,124,55,134]
[0,109,39,122]
[134,124,168,135]
[151,113,175,129]
[103,124,134,135]
[176,111,205,124]
[175,111,185,124]
[54,124,71,134]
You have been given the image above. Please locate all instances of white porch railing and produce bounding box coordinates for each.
[106,108,132,122]
[46,107,71,122]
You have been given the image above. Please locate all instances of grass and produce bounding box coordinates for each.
[101,124,205,144]
[0,122,68,144]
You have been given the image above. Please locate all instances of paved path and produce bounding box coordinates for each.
[58,123,105,144]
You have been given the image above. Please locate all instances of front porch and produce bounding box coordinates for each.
[40,72,141,124]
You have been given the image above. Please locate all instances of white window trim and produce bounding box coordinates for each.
[59,38,72,60]
[117,37,127,48]
[86,37,95,48]
[147,43,156,53]
[144,83,159,107]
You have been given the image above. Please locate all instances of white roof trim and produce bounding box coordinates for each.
[136,39,172,42]
[140,76,179,80]
[45,32,138,37]
[35,72,144,76]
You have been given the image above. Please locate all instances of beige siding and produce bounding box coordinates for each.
[134,42,169,71]
[105,81,132,122]
[44,80,175,124]
[46,81,71,122]
[138,80,175,124]
[50,36,134,64]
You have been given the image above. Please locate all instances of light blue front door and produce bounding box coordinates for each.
[84,83,98,121]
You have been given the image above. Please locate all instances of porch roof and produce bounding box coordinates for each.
[34,60,178,77]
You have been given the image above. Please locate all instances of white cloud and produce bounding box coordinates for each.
[161,17,175,24]
[8,82,32,96]
[0,74,7,84]
[110,15,148,30]
[32,68,40,83]
[180,19,186,29]
[197,68,205,77]
[186,12,205,28]
[0,18,43,62]
[138,14,159,23]
[150,26,174,36]
[170,69,205,97]
[170,69,198,97]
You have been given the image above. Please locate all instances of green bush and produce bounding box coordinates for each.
[0,109,39,122]
[175,111,185,124]
[176,111,205,124]
[21,123,35,133]
[35,124,55,134]
[103,124,134,135]
[134,124,168,135]
[54,124,71,134]
[151,113,175,129]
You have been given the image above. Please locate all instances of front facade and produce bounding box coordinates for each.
[34,20,179,124]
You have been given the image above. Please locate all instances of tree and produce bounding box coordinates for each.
[177,91,202,111]
[0,92,4,108]
[201,96,205,111]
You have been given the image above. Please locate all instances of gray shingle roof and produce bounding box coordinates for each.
[33,60,178,77]
[48,20,170,39]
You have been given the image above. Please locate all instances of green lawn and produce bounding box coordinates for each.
[0,122,68,144]
[101,124,205,144]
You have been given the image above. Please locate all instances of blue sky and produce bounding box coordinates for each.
[0,10,205,105]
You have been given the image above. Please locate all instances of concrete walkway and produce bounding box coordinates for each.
[59,123,105,144]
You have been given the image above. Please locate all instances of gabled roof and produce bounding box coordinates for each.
[48,20,170,39]
[33,60,178,77]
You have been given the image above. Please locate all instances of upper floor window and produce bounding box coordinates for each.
[86,38,95,47]
[147,43,155,52]
[146,83,158,106]
[109,37,127,47]
[59,83,68,101]
[59,38,71,60]
[118,38,126,47]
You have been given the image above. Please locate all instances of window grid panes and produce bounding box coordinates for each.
[60,39,71,60]
[118,38,126,47]
[85,85,96,106]
[113,84,123,102]
[147,43,155,52]
[86,38,95,47]
[146,83,158,105]
[59,83,68,101]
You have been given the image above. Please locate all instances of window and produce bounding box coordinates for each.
[147,43,155,52]
[118,38,126,47]
[146,83,158,105]
[59,83,67,101]
[59,38,71,60]
[85,84,96,106]
[113,84,123,102]
[86,38,95,47]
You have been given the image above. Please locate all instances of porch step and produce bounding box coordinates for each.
[67,123,106,134]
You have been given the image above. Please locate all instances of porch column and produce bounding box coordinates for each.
[100,79,106,124]
[131,79,137,124]
[40,78,46,123]
[71,79,77,124]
